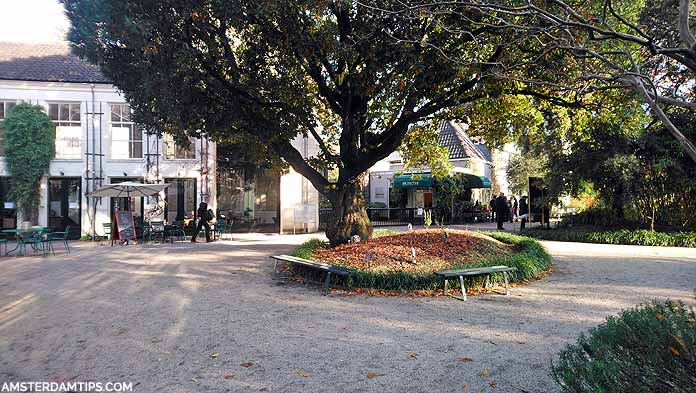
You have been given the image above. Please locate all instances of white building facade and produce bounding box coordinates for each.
[367,121,494,210]
[0,42,319,237]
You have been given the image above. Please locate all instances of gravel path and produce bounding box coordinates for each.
[0,234,694,393]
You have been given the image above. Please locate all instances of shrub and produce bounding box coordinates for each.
[552,300,696,393]
[3,103,55,221]
[286,231,552,291]
[560,207,639,228]
[288,238,328,260]
[522,228,696,248]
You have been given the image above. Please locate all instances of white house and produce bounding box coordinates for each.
[367,121,494,211]
[0,42,319,237]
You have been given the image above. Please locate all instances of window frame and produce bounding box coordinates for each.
[110,103,143,160]
[164,134,197,160]
[48,102,82,160]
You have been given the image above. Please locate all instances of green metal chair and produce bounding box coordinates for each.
[47,225,71,254]
[17,230,47,256]
[168,221,187,242]
[144,221,166,243]
[215,222,233,240]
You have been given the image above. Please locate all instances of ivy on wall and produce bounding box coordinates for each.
[3,103,55,221]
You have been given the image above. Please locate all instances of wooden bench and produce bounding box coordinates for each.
[435,265,517,301]
[270,254,355,295]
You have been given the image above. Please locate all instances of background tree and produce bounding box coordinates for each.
[381,0,696,162]
[506,152,548,196]
[3,104,55,223]
[64,0,561,245]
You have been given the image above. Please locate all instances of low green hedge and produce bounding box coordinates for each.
[522,228,696,248]
[287,232,552,291]
[552,300,696,393]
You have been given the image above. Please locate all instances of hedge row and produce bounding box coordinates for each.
[522,228,696,248]
[552,300,696,393]
[287,232,552,291]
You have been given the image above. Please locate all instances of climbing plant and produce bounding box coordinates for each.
[3,103,55,222]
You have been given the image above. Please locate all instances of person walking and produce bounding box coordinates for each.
[191,201,211,243]
[489,197,497,222]
[511,196,518,223]
[495,193,507,230]
[519,195,529,229]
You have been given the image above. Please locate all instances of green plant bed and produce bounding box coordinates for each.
[522,228,696,248]
[287,231,552,292]
[552,300,696,393]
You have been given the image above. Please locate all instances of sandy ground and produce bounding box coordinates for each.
[0,229,694,393]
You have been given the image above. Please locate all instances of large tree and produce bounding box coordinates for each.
[64,0,556,244]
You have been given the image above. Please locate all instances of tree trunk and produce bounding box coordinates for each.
[325,180,373,246]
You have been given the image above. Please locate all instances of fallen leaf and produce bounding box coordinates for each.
[458,357,474,363]
[151,338,162,343]
[656,312,663,320]
[489,381,497,388]
[462,384,468,390]
[407,352,418,359]
[481,369,489,376]
[670,347,680,357]
[240,361,255,368]
[211,353,219,358]
[367,372,386,379]
[190,377,198,383]
[223,374,236,380]
[292,369,312,378]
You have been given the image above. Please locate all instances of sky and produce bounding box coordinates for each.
[0,0,70,43]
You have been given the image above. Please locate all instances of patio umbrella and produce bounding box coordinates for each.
[87,182,170,198]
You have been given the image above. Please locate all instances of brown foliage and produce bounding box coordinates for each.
[314,230,512,274]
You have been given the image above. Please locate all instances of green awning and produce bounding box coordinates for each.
[394,173,433,189]
[393,172,491,189]
[461,173,492,189]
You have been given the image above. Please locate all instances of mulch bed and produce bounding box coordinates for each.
[313,229,513,274]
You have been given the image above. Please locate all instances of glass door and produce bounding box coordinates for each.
[48,178,81,238]
[164,178,197,224]
[0,178,17,229]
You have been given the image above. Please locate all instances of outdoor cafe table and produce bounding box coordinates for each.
[1,227,48,256]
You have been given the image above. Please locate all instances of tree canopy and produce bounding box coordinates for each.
[64,0,571,244]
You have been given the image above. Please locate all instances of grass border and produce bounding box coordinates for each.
[287,231,552,291]
[521,228,696,248]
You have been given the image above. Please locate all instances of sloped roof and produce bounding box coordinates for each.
[475,143,493,162]
[0,42,110,84]
[438,121,490,162]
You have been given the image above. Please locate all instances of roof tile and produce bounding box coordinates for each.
[438,121,489,161]
[0,42,110,84]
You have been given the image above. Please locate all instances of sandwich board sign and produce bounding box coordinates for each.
[114,210,136,245]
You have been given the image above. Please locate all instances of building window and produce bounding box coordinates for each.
[49,103,81,159]
[0,100,17,156]
[110,104,142,159]
[164,135,196,159]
